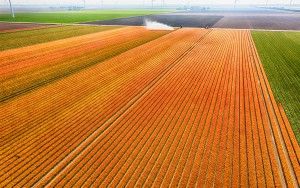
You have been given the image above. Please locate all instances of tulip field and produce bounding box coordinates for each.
[0,25,121,51]
[0,26,299,187]
[0,26,169,102]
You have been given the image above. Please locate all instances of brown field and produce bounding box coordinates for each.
[213,14,300,30]
[0,28,299,187]
[0,22,53,33]
[87,10,300,30]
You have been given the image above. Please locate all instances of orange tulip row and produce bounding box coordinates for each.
[0,28,298,187]
[0,26,169,103]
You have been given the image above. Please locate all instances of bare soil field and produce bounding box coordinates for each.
[0,22,52,32]
[83,15,224,28]
[0,28,299,187]
[85,10,300,30]
[213,14,300,30]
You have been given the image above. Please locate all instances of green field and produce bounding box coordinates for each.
[0,25,120,51]
[0,10,170,23]
[252,31,300,143]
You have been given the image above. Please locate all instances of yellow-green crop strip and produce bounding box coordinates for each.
[0,25,120,51]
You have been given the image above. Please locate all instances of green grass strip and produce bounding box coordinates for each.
[0,10,172,24]
[252,31,300,143]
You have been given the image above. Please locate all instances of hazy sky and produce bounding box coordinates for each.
[0,0,298,5]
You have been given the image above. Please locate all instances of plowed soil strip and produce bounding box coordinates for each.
[0,22,54,33]
[0,28,299,187]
